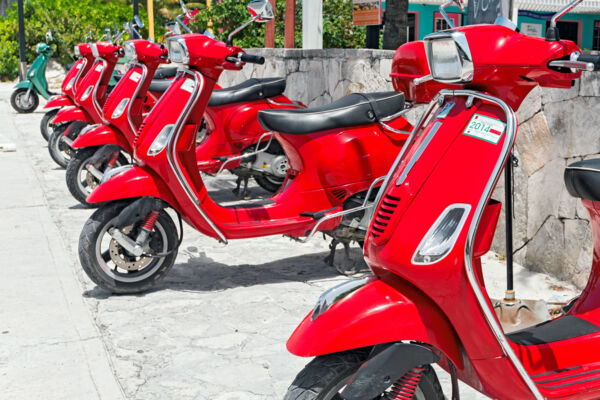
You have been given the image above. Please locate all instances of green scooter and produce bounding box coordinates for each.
[10,30,56,113]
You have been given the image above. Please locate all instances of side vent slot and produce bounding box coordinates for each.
[331,188,347,200]
[371,194,400,238]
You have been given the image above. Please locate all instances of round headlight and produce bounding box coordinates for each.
[74,45,81,57]
[167,37,189,64]
[123,41,137,61]
[36,43,43,53]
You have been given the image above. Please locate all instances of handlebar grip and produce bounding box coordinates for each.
[240,54,265,65]
[578,51,600,71]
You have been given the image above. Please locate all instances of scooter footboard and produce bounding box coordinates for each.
[72,124,131,153]
[286,276,463,368]
[44,95,73,109]
[87,165,179,209]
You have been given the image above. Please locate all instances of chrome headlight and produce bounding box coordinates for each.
[424,31,473,84]
[111,98,130,119]
[74,45,81,57]
[123,41,137,60]
[91,43,99,58]
[413,204,471,265]
[148,124,174,155]
[167,37,189,64]
[80,85,94,101]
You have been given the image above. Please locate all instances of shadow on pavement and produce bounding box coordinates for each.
[84,248,368,298]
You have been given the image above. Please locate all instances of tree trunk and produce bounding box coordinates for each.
[382,0,408,50]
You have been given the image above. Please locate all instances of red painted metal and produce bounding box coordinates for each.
[288,24,598,400]
[43,95,74,110]
[51,105,93,125]
[71,124,131,153]
[90,33,412,245]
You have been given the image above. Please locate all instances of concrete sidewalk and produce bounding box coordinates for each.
[0,98,123,399]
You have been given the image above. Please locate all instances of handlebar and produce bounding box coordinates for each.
[549,51,600,72]
[226,53,265,66]
[240,54,265,65]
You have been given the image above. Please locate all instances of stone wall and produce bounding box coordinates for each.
[219,49,395,107]
[219,48,600,288]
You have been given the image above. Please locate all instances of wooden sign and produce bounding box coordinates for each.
[353,0,382,26]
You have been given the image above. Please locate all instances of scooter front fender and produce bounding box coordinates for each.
[287,276,463,368]
[71,124,131,153]
[44,95,73,109]
[51,106,92,125]
[14,80,33,90]
[87,165,178,209]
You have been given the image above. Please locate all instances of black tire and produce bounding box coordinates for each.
[48,124,72,168]
[65,147,129,208]
[284,349,444,400]
[10,88,39,113]
[40,109,59,141]
[79,201,179,294]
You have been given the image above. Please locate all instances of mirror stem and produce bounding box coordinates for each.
[227,15,259,46]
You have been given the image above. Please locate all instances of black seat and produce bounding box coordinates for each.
[154,66,178,80]
[564,159,600,201]
[148,79,172,93]
[257,92,405,135]
[208,77,286,107]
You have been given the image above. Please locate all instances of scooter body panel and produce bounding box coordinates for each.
[87,165,179,209]
[71,124,131,153]
[61,57,91,101]
[52,106,92,125]
[14,80,33,90]
[44,95,74,110]
[27,53,51,99]
[287,276,463,367]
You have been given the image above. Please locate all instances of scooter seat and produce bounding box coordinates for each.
[208,77,286,107]
[564,158,600,201]
[154,66,178,80]
[149,79,172,93]
[257,92,405,135]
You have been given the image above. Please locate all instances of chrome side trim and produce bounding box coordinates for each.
[72,58,88,95]
[165,69,227,243]
[266,98,305,108]
[125,62,148,134]
[396,121,442,185]
[447,89,543,400]
[311,276,372,320]
[216,132,274,174]
[298,175,387,243]
[91,59,108,118]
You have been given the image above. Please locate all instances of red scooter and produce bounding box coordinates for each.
[285,1,600,399]
[76,0,412,294]
[40,42,95,141]
[66,8,301,207]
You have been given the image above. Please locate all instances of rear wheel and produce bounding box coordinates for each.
[48,124,74,168]
[10,88,39,113]
[284,349,444,400]
[40,109,59,141]
[65,147,128,207]
[253,140,288,193]
[78,201,178,294]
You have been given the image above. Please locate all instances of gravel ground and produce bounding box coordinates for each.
[0,82,580,399]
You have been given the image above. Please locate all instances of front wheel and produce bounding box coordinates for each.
[78,201,179,294]
[65,147,129,207]
[48,124,73,168]
[40,109,59,141]
[284,350,444,400]
[10,88,39,113]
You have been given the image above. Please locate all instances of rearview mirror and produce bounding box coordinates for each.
[166,21,182,35]
[247,0,274,22]
[45,29,53,42]
[134,15,145,29]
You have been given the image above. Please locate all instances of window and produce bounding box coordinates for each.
[408,12,418,41]
[434,12,461,32]
[594,21,600,50]
[545,20,580,46]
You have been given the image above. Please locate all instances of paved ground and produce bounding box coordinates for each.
[0,82,580,399]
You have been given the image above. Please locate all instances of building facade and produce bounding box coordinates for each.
[406,0,600,50]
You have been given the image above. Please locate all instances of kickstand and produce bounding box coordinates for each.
[324,238,359,276]
[232,176,249,199]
